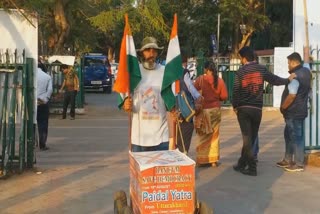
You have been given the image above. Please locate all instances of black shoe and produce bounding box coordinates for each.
[60,117,66,120]
[240,168,257,176]
[40,146,49,151]
[233,164,245,172]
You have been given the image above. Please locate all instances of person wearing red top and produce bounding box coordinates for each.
[193,61,228,167]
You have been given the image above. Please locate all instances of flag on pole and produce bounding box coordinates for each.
[161,13,183,111]
[113,14,141,107]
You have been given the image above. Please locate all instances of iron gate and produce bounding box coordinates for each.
[305,61,320,150]
[0,49,35,177]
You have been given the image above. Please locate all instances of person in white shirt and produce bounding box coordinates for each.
[37,61,53,150]
[123,37,170,152]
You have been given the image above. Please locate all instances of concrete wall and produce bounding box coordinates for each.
[0,9,38,64]
[293,0,320,59]
[273,47,294,108]
[0,9,38,122]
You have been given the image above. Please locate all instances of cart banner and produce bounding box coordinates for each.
[129,150,195,214]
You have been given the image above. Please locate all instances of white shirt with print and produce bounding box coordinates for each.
[131,64,168,147]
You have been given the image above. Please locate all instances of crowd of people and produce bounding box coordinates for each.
[122,36,311,176]
[37,35,311,176]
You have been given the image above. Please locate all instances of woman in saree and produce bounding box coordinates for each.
[193,61,228,166]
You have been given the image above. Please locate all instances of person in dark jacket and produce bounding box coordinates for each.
[276,52,311,172]
[232,46,295,176]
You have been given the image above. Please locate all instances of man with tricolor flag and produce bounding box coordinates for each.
[113,14,182,152]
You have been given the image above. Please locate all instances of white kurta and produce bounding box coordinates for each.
[131,64,169,147]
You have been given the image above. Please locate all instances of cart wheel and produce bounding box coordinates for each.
[194,191,200,214]
[114,190,128,214]
[198,202,214,214]
[122,206,133,214]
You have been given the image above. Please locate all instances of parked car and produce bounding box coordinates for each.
[82,53,112,93]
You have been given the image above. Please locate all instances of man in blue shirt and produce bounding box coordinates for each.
[277,52,311,172]
[37,61,53,150]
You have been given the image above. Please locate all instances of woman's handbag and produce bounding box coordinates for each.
[195,75,204,115]
[194,75,211,135]
[194,110,211,135]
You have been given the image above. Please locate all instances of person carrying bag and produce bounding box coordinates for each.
[193,61,228,167]
[175,58,202,154]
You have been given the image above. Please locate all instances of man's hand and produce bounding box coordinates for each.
[288,73,297,81]
[37,98,45,105]
[123,97,132,113]
[170,108,180,122]
[59,89,63,93]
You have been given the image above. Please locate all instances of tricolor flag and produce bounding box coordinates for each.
[161,13,183,111]
[113,14,141,108]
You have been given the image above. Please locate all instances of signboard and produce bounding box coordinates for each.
[211,34,218,54]
[129,150,195,214]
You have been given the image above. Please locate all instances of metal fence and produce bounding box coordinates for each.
[195,53,274,106]
[0,49,35,177]
[305,61,320,150]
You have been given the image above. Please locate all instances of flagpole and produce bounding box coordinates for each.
[125,14,132,152]
[128,95,132,152]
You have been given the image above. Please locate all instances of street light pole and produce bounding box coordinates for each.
[303,0,310,63]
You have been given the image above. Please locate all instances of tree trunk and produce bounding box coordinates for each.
[239,29,254,50]
[52,0,70,54]
[108,46,114,62]
[231,24,240,58]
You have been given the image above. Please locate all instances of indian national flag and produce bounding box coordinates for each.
[113,14,141,108]
[161,13,183,111]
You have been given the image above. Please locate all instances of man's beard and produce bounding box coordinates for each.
[142,57,156,70]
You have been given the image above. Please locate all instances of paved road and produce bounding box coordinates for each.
[0,92,319,214]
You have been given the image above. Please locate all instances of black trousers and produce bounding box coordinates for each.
[62,90,77,118]
[37,103,49,148]
[236,107,262,170]
[176,120,194,153]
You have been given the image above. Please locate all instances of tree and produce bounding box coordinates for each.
[219,0,270,56]
[3,0,108,55]
[2,0,293,59]
[89,0,172,61]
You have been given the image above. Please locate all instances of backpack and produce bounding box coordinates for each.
[176,69,195,122]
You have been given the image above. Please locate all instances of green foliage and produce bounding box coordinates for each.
[1,0,292,60]
[251,0,292,49]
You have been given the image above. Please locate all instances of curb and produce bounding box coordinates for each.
[306,152,320,167]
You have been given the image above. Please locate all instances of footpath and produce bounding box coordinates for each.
[0,106,319,214]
